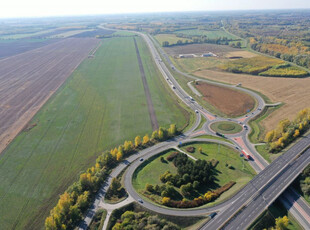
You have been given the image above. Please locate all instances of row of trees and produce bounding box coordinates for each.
[250,42,310,69]
[265,108,310,152]
[45,125,178,230]
[162,36,241,47]
[299,164,310,199]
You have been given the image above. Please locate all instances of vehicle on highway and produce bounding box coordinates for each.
[215,132,225,138]
[241,150,251,160]
[189,96,194,101]
[195,110,199,113]
[243,125,248,130]
[138,199,143,203]
[209,212,217,218]
[139,158,144,162]
[172,85,176,89]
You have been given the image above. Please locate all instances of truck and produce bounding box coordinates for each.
[215,132,225,138]
[241,150,251,160]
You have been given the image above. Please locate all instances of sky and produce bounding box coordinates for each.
[1,0,310,18]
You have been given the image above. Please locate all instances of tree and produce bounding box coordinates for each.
[145,184,154,192]
[168,124,177,136]
[293,129,300,138]
[110,178,121,193]
[265,130,275,143]
[151,130,158,140]
[135,135,141,147]
[198,147,203,154]
[158,129,164,140]
[142,134,150,145]
[124,140,133,152]
[116,151,123,161]
[162,197,170,205]
[275,216,289,230]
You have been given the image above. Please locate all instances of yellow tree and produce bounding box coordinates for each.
[135,135,141,147]
[151,130,158,140]
[275,216,289,230]
[265,130,276,143]
[168,124,176,136]
[293,129,300,138]
[142,134,150,145]
[158,129,164,140]
[116,151,123,161]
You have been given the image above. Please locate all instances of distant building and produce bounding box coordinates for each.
[201,52,216,57]
[179,54,195,58]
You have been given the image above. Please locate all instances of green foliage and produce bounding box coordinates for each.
[259,65,308,77]
[111,211,180,230]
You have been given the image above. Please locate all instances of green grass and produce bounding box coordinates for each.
[210,121,243,134]
[249,200,302,230]
[133,142,256,206]
[0,36,189,229]
[248,105,282,143]
[194,115,207,131]
[193,135,233,144]
[154,34,192,46]
[113,30,136,36]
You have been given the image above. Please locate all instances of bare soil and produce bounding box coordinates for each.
[195,82,255,117]
[194,69,310,131]
[0,38,99,154]
[224,51,258,59]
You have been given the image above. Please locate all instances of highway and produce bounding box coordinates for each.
[80,27,310,230]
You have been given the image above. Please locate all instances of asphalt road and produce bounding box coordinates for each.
[79,27,310,230]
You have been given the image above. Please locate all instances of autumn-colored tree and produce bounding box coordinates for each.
[277,119,291,134]
[168,124,177,136]
[76,191,89,211]
[151,130,158,140]
[116,151,123,161]
[275,216,289,230]
[124,140,133,152]
[265,130,276,143]
[198,147,203,153]
[162,197,171,205]
[158,128,164,140]
[293,129,300,138]
[142,134,150,145]
[135,135,141,147]
[110,148,118,158]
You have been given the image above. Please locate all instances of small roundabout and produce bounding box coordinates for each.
[210,121,243,134]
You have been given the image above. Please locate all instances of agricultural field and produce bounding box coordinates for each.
[0,38,58,59]
[0,38,99,155]
[173,29,239,40]
[154,34,192,46]
[194,69,310,131]
[194,82,255,117]
[0,36,189,229]
[49,29,94,38]
[0,28,56,39]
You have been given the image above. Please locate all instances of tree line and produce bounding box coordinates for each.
[265,108,310,152]
[45,124,178,230]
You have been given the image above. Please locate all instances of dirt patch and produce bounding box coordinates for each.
[195,82,255,117]
[194,69,310,132]
[224,51,258,59]
[164,43,238,56]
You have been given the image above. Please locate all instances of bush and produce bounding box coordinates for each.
[167,151,179,161]
[186,146,195,153]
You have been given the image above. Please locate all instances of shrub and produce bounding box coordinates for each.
[166,151,179,161]
[186,146,195,153]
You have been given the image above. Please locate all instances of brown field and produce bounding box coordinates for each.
[194,69,310,131]
[164,43,238,56]
[224,51,258,59]
[0,38,99,154]
[195,82,255,117]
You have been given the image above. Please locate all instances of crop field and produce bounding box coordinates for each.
[0,36,188,229]
[0,38,58,59]
[194,69,310,131]
[0,38,99,155]
[174,29,239,40]
[194,82,255,117]
[163,43,237,56]
[0,28,56,39]
[49,29,94,38]
[154,34,192,46]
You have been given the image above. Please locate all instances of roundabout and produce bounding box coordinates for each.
[210,121,243,134]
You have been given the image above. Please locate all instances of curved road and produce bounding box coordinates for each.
[79,27,310,230]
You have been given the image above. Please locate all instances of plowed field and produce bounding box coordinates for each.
[0,38,99,154]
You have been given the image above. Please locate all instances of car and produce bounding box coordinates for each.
[209,212,217,218]
[228,118,231,121]
[195,110,199,113]
[172,85,176,89]
[139,158,144,162]
[138,199,143,203]
[166,77,169,80]
[258,108,262,111]
[238,121,242,124]
[235,146,239,150]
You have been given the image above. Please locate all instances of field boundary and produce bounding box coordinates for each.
[133,37,159,130]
